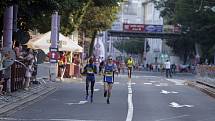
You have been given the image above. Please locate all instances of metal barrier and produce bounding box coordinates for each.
[11,60,27,92]
[196,65,215,87]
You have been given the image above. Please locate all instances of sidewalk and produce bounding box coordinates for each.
[186,79,215,98]
[0,79,61,115]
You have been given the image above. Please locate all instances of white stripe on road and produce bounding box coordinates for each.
[166,79,186,85]
[66,100,88,105]
[126,82,133,121]
[143,76,160,78]
[169,102,194,108]
[143,83,152,85]
[160,90,179,94]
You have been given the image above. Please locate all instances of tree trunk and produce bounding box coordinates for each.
[88,30,97,58]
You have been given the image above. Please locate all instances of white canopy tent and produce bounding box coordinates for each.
[26,31,83,54]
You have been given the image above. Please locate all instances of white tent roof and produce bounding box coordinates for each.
[26,31,83,53]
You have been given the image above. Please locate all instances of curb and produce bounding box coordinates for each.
[186,81,215,98]
[0,85,58,115]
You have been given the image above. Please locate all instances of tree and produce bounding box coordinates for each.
[79,0,121,57]
[154,0,215,64]
[113,38,145,54]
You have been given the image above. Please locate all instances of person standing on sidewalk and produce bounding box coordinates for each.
[24,48,34,90]
[103,56,118,104]
[58,52,67,81]
[83,57,97,103]
[165,60,172,78]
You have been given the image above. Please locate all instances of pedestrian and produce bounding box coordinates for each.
[99,60,105,75]
[32,50,38,82]
[103,56,118,104]
[0,79,4,95]
[58,52,67,81]
[171,63,176,74]
[13,41,23,59]
[83,57,97,103]
[165,60,172,78]
[24,48,34,90]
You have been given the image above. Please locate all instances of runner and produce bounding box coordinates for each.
[83,58,97,103]
[103,56,118,104]
[127,56,134,79]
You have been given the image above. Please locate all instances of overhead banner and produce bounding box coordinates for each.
[123,24,144,32]
[123,24,163,33]
[145,25,163,32]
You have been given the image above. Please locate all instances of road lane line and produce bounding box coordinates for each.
[126,82,133,121]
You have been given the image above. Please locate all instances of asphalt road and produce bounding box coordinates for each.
[1,71,215,121]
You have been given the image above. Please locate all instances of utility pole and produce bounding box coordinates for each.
[3,6,13,93]
[50,11,60,81]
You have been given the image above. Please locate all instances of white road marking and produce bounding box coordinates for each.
[127,82,136,85]
[143,76,160,78]
[159,83,169,86]
[126,82,133,121]
[169,102,194,108]
[117,75,139,78]
[96,82,103,84]
[96,81,120,85]
[166,79,186,85]
[160,90,179,94]
[0,118,99,121]
[155,85,161,86]
[155,115,190,121]
[143,83,152,85]
[66,100,88,105]
[88,89,99,92]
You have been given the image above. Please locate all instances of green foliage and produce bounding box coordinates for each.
[113,38,145,54]
[0,0,121,59]
[80,0,120,57]
[154,0,215,64]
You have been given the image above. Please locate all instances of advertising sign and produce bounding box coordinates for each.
[49,47,58,63]
[145,25,163,32]
[163,25,181,33]
[123,24,144,32]
[163,25,174,33]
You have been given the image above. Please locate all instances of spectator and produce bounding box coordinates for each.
[24,48,34,90]
[171,63,176,74]
[32,50,38,82]
[0,79,4,95]
[165,60,172,78]
[58,52,67,80]
[99,60,105,74]
[13,41,23,59]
